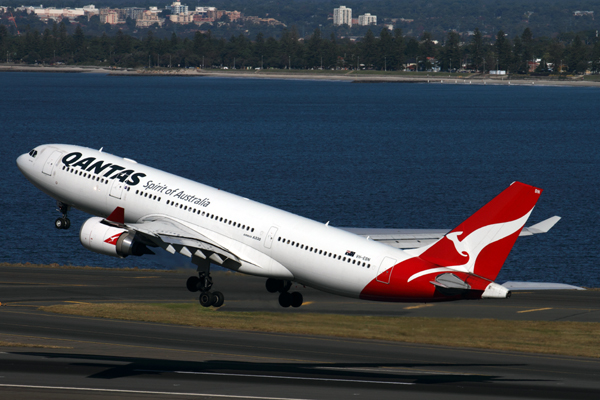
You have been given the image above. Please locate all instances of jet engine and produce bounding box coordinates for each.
[80,217,154,258]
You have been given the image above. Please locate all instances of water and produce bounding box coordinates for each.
[1,72,599,286]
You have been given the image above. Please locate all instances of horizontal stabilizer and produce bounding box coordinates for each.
[519,216,561,236]
[340,215,560,249]
[502,281,585,291]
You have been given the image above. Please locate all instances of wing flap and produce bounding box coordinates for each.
[123,216,242,265]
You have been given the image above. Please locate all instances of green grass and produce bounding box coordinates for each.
[41,302,600,358]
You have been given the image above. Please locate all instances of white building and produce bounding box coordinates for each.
[168,1,188,15]
[358,13,376,26]
[333,5,352,27]
[33,6,99,21]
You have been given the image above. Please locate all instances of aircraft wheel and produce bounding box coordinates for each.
[199,291,214,307]
[55,218,65,229]
[186,276,200,292]
[212,291,224,307]
[266,278,282,293]
[63,218,71,229]
[278,292,292,308]
[290,292,303,308]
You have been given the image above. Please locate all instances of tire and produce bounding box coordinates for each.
[186,276,200,292]
[265,278,282,293]
[278,292,292,308]
[54,218,64,229]
[290,292,303,308]
[63,218,71,229]
[199,292,214,307]
[212,291,224,307]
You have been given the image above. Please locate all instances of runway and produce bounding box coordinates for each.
[1,264,600,399]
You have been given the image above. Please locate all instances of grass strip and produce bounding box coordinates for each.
[40,303,600,358]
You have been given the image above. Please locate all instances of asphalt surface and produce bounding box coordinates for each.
[1,264,600,399]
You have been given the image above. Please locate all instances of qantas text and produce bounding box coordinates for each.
[62,152,146,186]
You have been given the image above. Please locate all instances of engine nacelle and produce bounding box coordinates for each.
[80,217,153,258]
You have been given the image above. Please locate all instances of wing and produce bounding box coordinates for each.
[339,216,561,250]
[99,209,290,280]
[101,209,245,269]
[126,216,242,267]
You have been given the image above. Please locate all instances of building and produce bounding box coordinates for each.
[333,5,352,27]
[358,13,376,26]
[136,10,164,27]
[99,9,122,24]
[170,13,193,24]
[33,5,99,21]
[573,11,594,17]
[168,1,188,15]
[122,7,145,21]
[224,10,242,22]
[244,16,286,27]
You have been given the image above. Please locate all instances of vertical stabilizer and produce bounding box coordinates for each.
[416,182,543,281]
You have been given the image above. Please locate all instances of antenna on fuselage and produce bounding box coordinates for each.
[99,147,103,152]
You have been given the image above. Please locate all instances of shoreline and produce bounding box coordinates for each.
[2,64,599,87]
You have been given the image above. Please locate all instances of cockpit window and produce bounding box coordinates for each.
[28,150,38,158]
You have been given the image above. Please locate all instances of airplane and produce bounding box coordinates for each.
[17,144,562,308]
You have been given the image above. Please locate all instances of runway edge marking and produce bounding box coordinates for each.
[0,384,312,400]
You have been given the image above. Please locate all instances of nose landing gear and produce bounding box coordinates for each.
[266,278,303,308]
[55,201,71,229]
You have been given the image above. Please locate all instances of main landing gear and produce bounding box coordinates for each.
[54,201,71,230]
[266,278,303,308]
[186,271,224,308]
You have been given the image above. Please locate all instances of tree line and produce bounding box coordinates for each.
[1,22,600,74]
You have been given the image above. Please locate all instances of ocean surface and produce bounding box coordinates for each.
[1,72,599,287]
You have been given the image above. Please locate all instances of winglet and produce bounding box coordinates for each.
[107,207,125,224]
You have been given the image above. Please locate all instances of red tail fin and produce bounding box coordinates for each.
[416,182,542,281]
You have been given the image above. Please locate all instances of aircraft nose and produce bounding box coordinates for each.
[16,153,29,174]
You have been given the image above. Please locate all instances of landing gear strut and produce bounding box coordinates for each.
[186,270,224,308]
[55,201,71,230]
[266,278,303,308]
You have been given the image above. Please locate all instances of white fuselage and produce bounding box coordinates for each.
[17,144,412,299]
